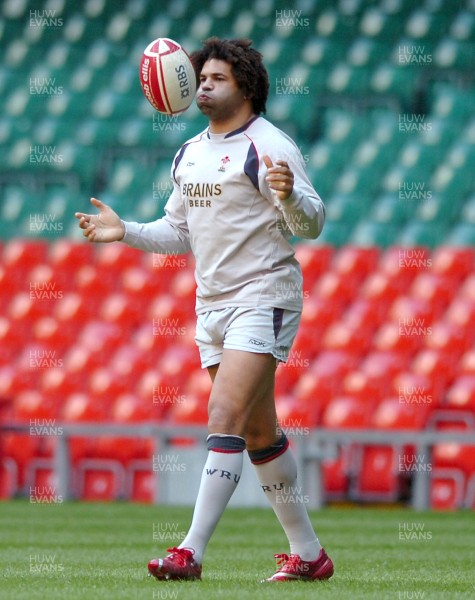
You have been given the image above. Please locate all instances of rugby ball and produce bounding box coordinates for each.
[139,38,196,115]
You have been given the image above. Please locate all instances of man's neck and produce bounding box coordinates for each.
[209,110,256,134]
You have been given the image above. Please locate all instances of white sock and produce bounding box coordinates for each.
[179,434,245,564]
[250,436,322,561]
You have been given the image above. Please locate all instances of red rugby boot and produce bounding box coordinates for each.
[265,547,334,582]
[148,547,202,581]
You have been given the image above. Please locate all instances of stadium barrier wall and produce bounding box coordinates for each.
[2,424,475,509]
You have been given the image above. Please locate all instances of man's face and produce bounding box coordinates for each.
[196,58,247,122]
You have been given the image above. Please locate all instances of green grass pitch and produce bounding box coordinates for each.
[1,500,474,600]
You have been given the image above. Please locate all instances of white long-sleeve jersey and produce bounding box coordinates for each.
[122,116,325,314]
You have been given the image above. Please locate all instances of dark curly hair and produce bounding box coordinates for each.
[190,37,269,115]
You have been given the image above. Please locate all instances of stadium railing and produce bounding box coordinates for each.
[2,423,475,509]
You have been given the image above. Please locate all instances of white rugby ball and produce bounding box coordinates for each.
[139,38,196,115]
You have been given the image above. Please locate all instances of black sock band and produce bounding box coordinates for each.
[248,433,289,465]
[207,434,246,453]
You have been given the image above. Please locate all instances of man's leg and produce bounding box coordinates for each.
[148,349,277,580]
[243,376,322,563]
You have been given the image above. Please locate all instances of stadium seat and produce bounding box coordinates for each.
[353,446,402,502]
[445,376,475,412]
[126,460,155,503]
[321,396,369,429]
[430,468,465,511]
[76,459,125,501]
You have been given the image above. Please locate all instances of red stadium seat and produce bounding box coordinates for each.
[433,439,475,477]
[321,321,371,357]
[411,348,455,399]
[409,272,454,320]
[32,316,72,353]
[293,351,357,412]
[2,239,48,275]
[359,271,400,315]
[362,350,408,383]
[54,292,96,324]
[340,298,384,333]
[77,321,123,357]
[423,320,471,357]
[430,468,465,511]
[332,246,380,285]
[353,446,401,501]
[183,368,212,406]
[99,292,143,330]
[147,293,192,330]
[74,264,113,301]
[109,344,150,383]
[96,243,143,275]
[387,295,433,326]
[372,321,421,359]
[370,397,429,430]
[312,271,354,310]
[322,447,352,500]
[76,459,125,501]
[168,392,208,425]
[13,389,56,422]
[431,246,475,283]
[379,246,431,289]
[87,367,130,407]
[341,370,385,404]
[457,349,475,376]
[294,244,333,287]
[276,394,315,430]
[170,268,197,308]
[120,266,161,304]
[445,375,475,412]
[444,297,475,331]
[321,396,369,428]
[48,239,95,271]
[458,273,475,303]
[126,460,155,503]
[61,392,106,422]
[391,371,437,407]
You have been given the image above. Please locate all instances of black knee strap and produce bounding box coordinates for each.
[207,434,246,453]
[248,433,289,465]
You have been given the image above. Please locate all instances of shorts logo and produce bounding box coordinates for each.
[249,338,266,347]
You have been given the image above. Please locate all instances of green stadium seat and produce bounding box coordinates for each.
[359,7,404,42]
[462,195,475,225]
[349,221,399,248]
[415,193,463,225]
[433,38,475,70]
[325,193,370,225]
[444,223,475,246]
[397,221,446,248]
[311,221,352,248]
[370,193,416,225]
[326,63,371,95]
[450,9,475,41]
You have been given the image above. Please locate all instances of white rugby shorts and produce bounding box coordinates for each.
[195,306,301,368]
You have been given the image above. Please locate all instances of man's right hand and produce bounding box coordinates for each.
[75,198,125,243]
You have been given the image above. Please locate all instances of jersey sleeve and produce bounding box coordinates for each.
[121,181,191,255]
[258,140,325,240]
